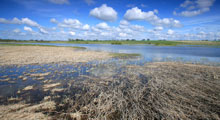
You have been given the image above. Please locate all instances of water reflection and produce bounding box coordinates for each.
[4,42,219,65]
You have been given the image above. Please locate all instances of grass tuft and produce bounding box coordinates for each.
[110,53,141,59]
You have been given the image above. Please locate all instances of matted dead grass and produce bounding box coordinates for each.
[0,62,219,120]
[0,46,111,65]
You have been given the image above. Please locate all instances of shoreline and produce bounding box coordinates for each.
[0,45,111,65]
[1,39,220,47]
[0,45,141,66]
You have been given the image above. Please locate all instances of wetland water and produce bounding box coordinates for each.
[10,42,220,64]
[0,43,220,119]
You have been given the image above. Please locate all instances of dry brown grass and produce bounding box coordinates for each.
[0,62,219,120]
[78,62,220,119]
[0,101,55,120]
[0,46,111,65]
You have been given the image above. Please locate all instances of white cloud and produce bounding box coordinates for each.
[82,24,90,30]
[96,22,110,29]
[63,19,81,25]
[131,25,145,32]
[50,18,58,23]
[58,18,82,28]
[13,28,20,33]
[0,17,39,27]
[167,29,174,35]
[60,30,66,34]
[0,18,7,23]
[124,7,148,20]
[48,0,69,4]
[90,4,117,22]
[21,18,40,27]
[119,33,127,37]
[69,31,76,36]
[154,26,163,31]
[120,20,129,26]
[100,32,111,36]
[39,27,48,34]
[174,0,215,17]
[84,0,95,5]
[124,7,182,28]
[0,17,21,24]
[24,26,33,32]
[52,27,56,30]
[11,18,21,24]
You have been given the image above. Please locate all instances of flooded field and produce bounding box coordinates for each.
[10,42,220,65]
[0,45,220,119]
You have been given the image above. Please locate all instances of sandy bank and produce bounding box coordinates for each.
[0,46,111,65]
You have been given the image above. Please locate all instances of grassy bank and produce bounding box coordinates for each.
[110,53,141,59]
[1,39,220,46]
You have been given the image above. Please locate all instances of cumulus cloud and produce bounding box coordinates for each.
[0,17,50,35]
[131,25,145,32]
[96,22,110,29]
[0,17,21,24]
[21,18,40,27]
[82,24,90,30]
[50,18,58,23]
[174,0,215,17]
[0,17,40,27]
[24,26,33,32]
[124,7,182,28]
[119,33,127,37]
[154,26,163,31]
[69,31,76,36]
[58,18,82,28]
[124,7,148,20]
[39,27,48,34]
[90,4,117,22]
[48,0,69,4]
[120,20,129,26]
[167,29,174,35]
[100,32,112,36]
[84,0,95,5]
[13,28,20,33]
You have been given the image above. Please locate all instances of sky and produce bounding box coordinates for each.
[0,0,220,40]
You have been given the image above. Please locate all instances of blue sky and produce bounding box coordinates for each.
[0,0,220,40]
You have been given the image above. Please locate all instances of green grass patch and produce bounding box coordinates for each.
[111,41,122,45]
[110,53,141,59]
[1,39,220,47]
[71,46,86,49]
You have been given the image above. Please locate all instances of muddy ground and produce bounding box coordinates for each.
[0,62,219,120]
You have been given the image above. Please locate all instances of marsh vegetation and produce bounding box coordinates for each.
[1,39,220,46]
[0,45,220,120]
